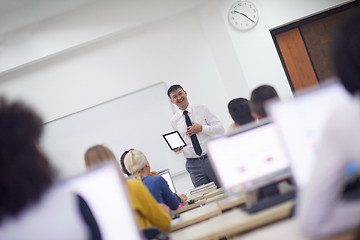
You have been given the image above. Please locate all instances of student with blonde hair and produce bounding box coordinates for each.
[124,149,187,210]
[84,145,171,232]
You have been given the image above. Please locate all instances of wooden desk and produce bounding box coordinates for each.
[217,193,245,211]
[170,201,222,232]
[203,188,224,199]
[190,188,224,201]
[170,201,294,240]
[172,199,206,215]
[236,218,357,240]
[205,193,226,204]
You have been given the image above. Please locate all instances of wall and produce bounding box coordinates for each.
[0,0,352,195]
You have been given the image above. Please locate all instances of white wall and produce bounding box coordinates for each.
[0,0,352,195]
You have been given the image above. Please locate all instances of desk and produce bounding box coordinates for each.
[236,218,357,240]
[217,193,245,211]
[170,201,221,232]
[205,193,226,204]
[190,188,224,201]
[170,201,294,240]
[172,199,206,215]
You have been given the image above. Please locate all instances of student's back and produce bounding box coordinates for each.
[142,175,180,210]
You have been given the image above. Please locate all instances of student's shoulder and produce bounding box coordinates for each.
[127,178,146,190]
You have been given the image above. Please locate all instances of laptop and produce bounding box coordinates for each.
[266,81,351,190]
[58,162,142,240]
[207,120,291,196]
[158,169,177,194]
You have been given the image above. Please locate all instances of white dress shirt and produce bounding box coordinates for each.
[297,96,360,238]
[170,103,224,158]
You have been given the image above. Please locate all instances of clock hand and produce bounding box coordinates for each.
[231,10,255,23]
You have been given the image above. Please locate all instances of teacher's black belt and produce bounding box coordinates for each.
[186,154,208,161]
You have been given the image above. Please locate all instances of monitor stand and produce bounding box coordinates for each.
[241,181,296,214]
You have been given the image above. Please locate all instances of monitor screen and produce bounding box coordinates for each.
[158,169,177,194]
[207,121,290,194]
[267,81,351,190]
[57,163,141,240]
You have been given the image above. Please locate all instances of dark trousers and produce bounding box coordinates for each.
[185,156,221,188]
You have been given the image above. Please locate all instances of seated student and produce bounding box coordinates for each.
[84,145,171,232]
[227,97,254,133]
[250,84,279,120]
[124,149,187,210]
[297,12,360,238]
[249,85,286,200]
[120,148,158,177]
[0,98,94,240]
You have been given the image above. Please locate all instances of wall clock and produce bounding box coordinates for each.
[228,0,259,30]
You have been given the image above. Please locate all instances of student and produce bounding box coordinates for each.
[167,84,225,188]
[297,12,360,238]
[120,148,159,177]
[0,98,92,240]
[250,84,279,120]
[124,149,187,210]
[249,85,284,200]
[84,145,171,232]
[227,97,254,133]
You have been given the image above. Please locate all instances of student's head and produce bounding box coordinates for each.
[167,84,189,111]
[227,98,254,126]
[250,85,279,119]
[84,144,117,169]
[0,97,54,221]
[333,11,360,95]
[120,149,133,177]
[123,149,149,176]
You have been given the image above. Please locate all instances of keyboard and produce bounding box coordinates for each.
[240,191,296,214]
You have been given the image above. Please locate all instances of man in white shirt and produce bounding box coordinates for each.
[167,84,225,188]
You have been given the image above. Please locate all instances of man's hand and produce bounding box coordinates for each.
[173,146,184,152]
[186,122,202,136]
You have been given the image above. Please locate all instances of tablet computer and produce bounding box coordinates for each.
[162,131,186,150]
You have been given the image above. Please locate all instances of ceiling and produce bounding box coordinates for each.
[0,0,96,36]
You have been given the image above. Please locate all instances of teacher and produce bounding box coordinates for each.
[167,84,224,188]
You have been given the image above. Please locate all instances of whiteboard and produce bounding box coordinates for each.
[40,82,186,179]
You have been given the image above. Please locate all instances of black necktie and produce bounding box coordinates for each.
[183,110,202,156]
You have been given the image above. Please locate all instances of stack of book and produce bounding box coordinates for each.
[190,182,217,200]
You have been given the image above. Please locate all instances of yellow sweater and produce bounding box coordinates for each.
[127,179,171,232]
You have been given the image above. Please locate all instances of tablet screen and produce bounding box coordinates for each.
[162,131,186,150]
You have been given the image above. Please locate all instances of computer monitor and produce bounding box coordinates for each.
[58,162,141,240]
[158,169,177,194]
[266,81,351,190]
[207,120,291,195]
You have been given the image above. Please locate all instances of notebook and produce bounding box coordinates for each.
[207,120,291,195]
[58,162,141,240]
[266,80,351,190]
[158,169,177,194]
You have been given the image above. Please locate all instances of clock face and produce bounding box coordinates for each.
[228,1,259,30]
